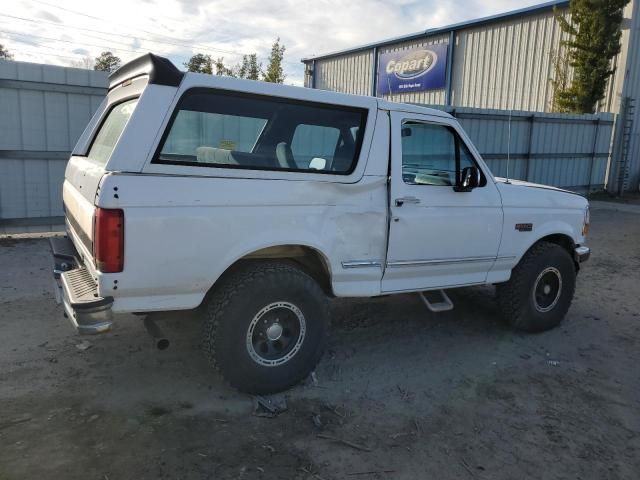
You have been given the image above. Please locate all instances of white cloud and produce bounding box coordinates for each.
[1,0,544,84]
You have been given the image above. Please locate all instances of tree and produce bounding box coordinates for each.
[214,57,235,76]
[235,53,262,80]
[184,53,213,74]
[0,43,13,60]
[552,0,630,113]
[550,50,570,109]
[94,51,121,72]
[262,38,286,83]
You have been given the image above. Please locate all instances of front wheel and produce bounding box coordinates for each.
[496,242,576,332]
[203,262,329,394]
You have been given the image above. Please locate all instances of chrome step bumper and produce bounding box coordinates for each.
[574,245,591,264]
[50,237,113,335]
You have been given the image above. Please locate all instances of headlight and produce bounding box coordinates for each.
[582,205,590,236]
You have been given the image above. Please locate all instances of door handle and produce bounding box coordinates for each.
[395,196,421,207]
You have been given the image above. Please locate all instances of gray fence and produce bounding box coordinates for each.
[0,59,616,233]
[0,60,107,233]
[432,106,615,191]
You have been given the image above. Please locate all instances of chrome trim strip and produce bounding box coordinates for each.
[386,255,516,268]
[344,255,517,269]
[387,256,495,268]
[342,260,384,269]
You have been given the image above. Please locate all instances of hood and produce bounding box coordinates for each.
[494,177,580,196]
[495,177,588,210]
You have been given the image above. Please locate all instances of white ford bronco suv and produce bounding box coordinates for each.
[51,54,591,393]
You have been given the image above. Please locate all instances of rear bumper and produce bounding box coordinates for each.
[51,237,113,334]
[574,245,591,264]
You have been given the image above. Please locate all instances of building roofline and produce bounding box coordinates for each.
[301,0,569,63]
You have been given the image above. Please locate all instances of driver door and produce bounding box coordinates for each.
[381,111,503,293]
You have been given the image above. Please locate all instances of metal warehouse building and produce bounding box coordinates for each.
[302,0,640,192]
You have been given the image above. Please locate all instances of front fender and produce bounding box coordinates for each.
[498,209,584,266]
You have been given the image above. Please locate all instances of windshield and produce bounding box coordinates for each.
[87,98,138,165]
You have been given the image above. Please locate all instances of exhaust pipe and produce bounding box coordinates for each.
[143,317,170,350]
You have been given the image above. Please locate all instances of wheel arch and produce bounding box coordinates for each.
[203,244,334,304]
[522,233,578,270]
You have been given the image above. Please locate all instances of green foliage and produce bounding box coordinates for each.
[235,53,262,80]
[186,39,283,82]
[214,57,234,76]
[0,43,13,60]
[262,38,286,83]
[94,51,121,72]
[552,0,630,113]
[184,53,213,74]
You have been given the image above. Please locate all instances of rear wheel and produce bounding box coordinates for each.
[203,262,329,394]
[496,242,576,332]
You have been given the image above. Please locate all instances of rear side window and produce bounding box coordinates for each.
[291,124,341,169]
[87,99,138,165]
[154,89,368,174]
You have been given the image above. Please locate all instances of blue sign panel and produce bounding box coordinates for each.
[377,44,448,96]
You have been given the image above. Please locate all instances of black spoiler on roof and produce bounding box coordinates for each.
[108,53,184,90]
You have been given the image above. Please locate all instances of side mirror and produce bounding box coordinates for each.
[454,166,481,192]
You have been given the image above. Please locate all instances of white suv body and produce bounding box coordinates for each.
[52,54,590,393]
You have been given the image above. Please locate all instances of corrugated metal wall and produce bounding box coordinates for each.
[447,107,614,189]
[313,50,373,96]
[0,60,107,233]
[307,5,621,113]
[452,9,572,111]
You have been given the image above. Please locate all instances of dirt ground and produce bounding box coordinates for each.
[1,206,639,480]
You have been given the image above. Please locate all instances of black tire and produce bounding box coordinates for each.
[203,261,329,394]
[496,242,576,333]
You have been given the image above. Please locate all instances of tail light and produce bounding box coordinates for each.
[94,208,124,273]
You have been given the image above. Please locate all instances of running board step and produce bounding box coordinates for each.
[419,290,454,313]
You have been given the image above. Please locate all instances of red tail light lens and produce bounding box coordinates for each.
[94,208,124,273]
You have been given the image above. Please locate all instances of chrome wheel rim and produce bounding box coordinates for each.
[246,301,306,367]
[533,267,562,313]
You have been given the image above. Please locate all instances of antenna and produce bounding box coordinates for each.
[505,108,512,184]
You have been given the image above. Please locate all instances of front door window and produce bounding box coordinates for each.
[401,121,481,187]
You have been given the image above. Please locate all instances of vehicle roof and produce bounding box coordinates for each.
[180,71,452,119]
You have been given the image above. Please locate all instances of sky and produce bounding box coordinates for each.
[1,0,547,85]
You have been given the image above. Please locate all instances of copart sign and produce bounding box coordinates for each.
[377,44,448,95]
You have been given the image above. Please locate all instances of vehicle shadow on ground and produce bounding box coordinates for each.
[152,285,511,399]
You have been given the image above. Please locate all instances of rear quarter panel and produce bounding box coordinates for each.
[96,174,388,312]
